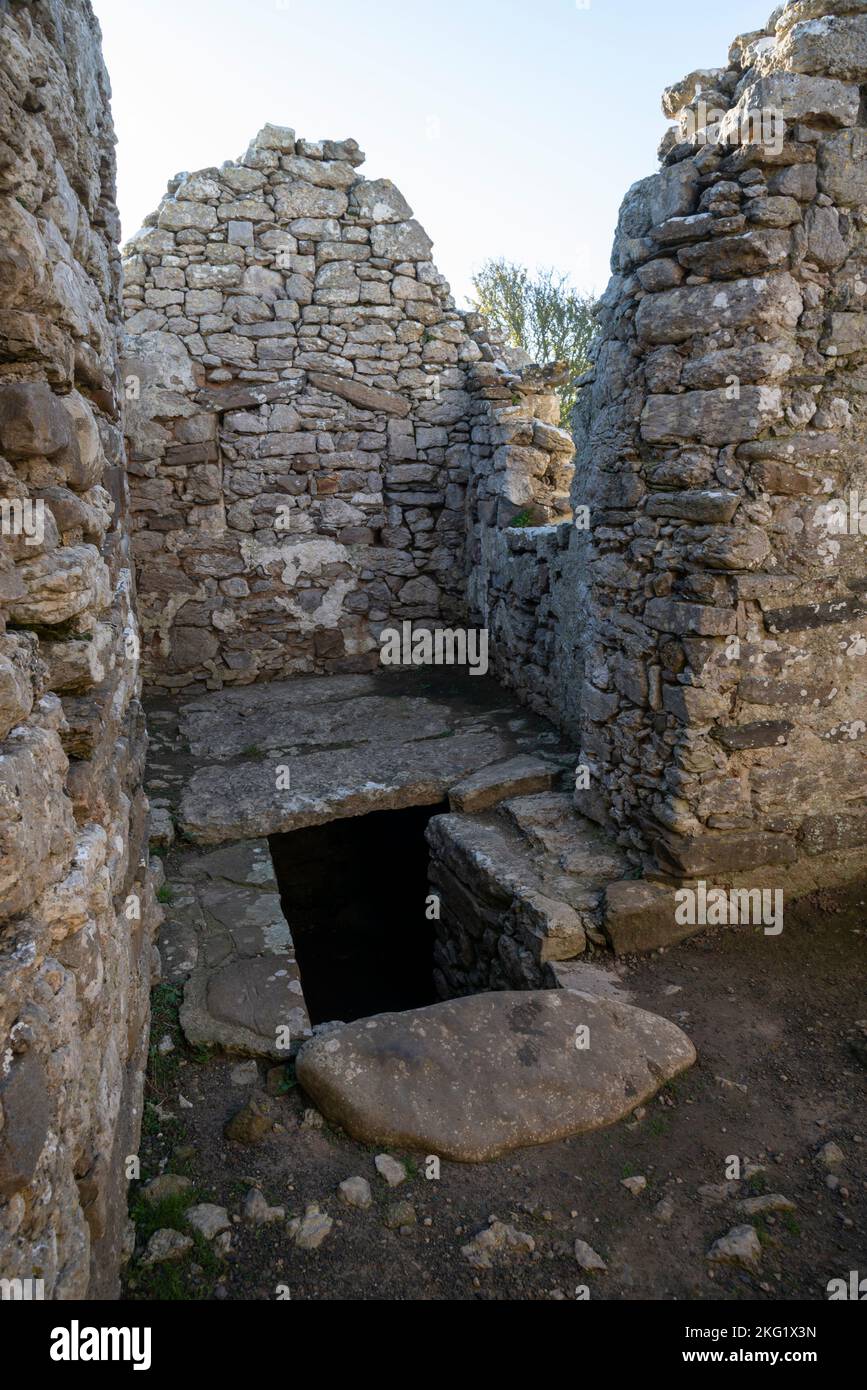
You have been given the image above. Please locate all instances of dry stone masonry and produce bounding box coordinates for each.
[0,0,160,1298]
[572,0,867,886]
[2,0,867,1303]
[121,136,574,700]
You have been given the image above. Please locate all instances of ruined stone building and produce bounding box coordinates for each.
[0,0,865,1297]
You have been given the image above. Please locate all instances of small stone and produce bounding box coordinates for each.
[816,1141,845,1169]
[230,1061,259,1086]
[149,805,175,850]
[301,1107,324,1130]
[375,1154,407,1188]
[461,1219,535,1269]
[384,1200,416,1230]
[225,1097,271,1144]
[698,1182,737,1204]
[142,1228,193,1266]
[707,1225,762,1272]
[157,1034,175,1055]
[338,1176,372,1210]
[139,1174,193,1204]
[574,1239,607,1273]
[738,1194,796,1216]
[622,1175,647,1196]
[289,1203,333,1250]
[242,1188,285,1226]
[185,1203,231,1240]
[120,1219,136,1266]
[654,1197,675,1224]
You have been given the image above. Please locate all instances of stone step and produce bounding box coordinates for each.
[426,793,631,994]
[603,879,693,956]
[448,754,563,813]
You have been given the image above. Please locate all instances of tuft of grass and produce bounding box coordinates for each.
[126,1188,221,1302]
[754,1218,774,1248]
[141,1101,185,1145]
[129,1190,196,1246]
[147,984,184,1092]
[508,510,534,528]
[157,884,175,905]
[274,1062,297,1095]
[660,1076,684,1104]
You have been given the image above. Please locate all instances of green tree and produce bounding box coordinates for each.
[470,260,595,426]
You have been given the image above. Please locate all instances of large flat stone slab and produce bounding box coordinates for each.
[157,670,574,846]
[179,731,514,844]
[177,839,312,1058]
[180,684,452,761]
[183,955,310,1059]
[295,990,697,1161]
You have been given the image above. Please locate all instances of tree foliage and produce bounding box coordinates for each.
[470,259,595,426]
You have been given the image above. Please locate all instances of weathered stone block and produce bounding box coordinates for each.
[8,545,110,627]
[645,599,733,636]
[0,1052,51,1199]
[604,880,691,955]
[0,725,75,918]
[636,273,802,344]
[371,220,433,260]
[0,382,74,460]
[646,489,741,522]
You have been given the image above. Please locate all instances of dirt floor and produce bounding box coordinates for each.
[122,880,866,1303]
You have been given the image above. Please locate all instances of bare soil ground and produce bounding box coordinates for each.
[123,881,866,1303]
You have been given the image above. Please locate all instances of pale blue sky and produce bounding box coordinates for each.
[94,0,769,305]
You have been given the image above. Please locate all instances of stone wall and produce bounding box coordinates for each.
[0,0,158,1298]
[572,0,867,885]
[121,131,574,691]
[463,361,578,728]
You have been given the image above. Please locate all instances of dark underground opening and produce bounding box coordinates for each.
[268,802,447,1025]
